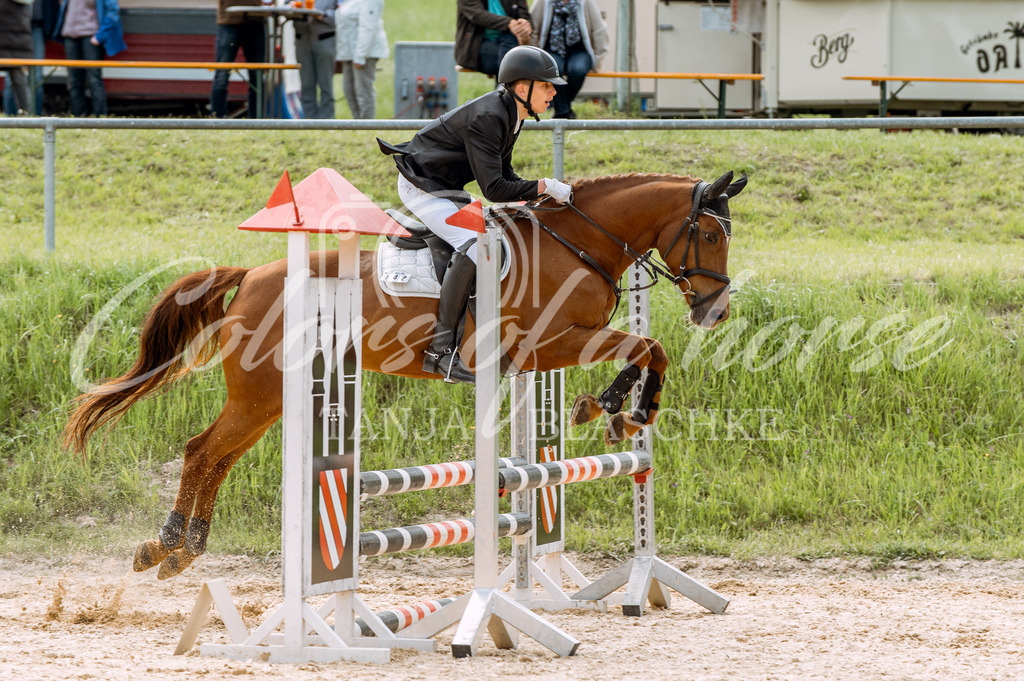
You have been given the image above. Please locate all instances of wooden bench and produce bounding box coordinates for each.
[0,58,298,118]
[843,75,1024,118]
[455,66,763,118]
[589,71,763,118]
[455,65,493,76]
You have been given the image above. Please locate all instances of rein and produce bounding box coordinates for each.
[502,180,732,320]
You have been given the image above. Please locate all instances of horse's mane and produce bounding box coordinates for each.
[569,172,699,194]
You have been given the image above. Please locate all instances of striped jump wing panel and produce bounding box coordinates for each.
[538,445,558,534]
[318,468,349,571]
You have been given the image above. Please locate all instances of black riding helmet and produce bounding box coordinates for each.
[498,45,567,86]
[498,46,567,121]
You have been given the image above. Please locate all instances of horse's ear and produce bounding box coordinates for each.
[725,173,748,198]
[706,171,734,200]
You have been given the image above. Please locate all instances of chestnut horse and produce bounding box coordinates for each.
[63,170,746,579]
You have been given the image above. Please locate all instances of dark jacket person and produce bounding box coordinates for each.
[0,0,34,113]
[455,0,532,76]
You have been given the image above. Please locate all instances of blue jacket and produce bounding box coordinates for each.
[54,0,127,57]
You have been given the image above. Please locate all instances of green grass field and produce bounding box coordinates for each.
[1,125,1022,563]
[1,0,1022,563]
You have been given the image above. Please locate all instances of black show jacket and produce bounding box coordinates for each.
[379,89,540,205]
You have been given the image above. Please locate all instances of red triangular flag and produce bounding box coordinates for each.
[266,170,302,225]
[266,171,295,208]
[445,199,485,233]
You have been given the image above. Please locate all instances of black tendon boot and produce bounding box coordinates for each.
[423,249,476,383]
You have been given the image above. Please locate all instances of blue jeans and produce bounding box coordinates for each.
[210,22,267,118]
[549,49,593,117]
[63,37,107,116]
[477,32,520,77]
[3,24,45,115]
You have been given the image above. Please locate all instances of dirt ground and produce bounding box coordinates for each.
[1,552,1023,681]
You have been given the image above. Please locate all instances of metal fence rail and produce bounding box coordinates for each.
[3,115,1024,252]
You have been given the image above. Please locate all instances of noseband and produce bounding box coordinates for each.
[660,181,732,308]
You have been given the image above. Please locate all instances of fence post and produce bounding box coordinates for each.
[615,0,632,113]
[44,121,56,252]
[552,121,565,180]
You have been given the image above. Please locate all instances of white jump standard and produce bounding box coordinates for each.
[504,265,730,617]
[575,265,729,616]
[176,169,430,663]
[396,210,581,658]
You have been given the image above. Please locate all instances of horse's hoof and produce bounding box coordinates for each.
[157,548,198,580]
[604,413,627,445]
[133,539,172,572]
[569,394,599,427]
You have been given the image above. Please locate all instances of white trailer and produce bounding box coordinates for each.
[583,0,1024,117]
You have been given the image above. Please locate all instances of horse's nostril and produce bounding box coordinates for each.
[705,305,731,328]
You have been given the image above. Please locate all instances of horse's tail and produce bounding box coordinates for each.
[63,266,250,453]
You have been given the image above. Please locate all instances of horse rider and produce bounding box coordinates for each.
[378,45,573,384]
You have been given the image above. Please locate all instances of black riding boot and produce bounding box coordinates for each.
[423,249,476,384]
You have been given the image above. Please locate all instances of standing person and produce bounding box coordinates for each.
[294,0,336,119]
[335,0,387,120]
[0,0,33,115]
[54,0,126,117]
[376,46,572,383]
[455,0,532,77]
[3,0,57,115]
[210,0,266,118]
[530,0,607,119]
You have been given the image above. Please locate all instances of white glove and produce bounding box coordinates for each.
[542,178,572,203]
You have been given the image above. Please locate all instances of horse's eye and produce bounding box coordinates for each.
[704,231,718,244]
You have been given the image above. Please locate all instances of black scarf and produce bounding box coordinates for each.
[547,0,582,57]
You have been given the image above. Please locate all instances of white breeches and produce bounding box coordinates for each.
[397,174,478,263]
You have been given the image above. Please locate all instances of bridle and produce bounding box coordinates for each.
[659,180,732,307]
[509,180,732,319]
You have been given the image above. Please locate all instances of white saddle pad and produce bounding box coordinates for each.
[376,236,513,300]
[376,242,442,298]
